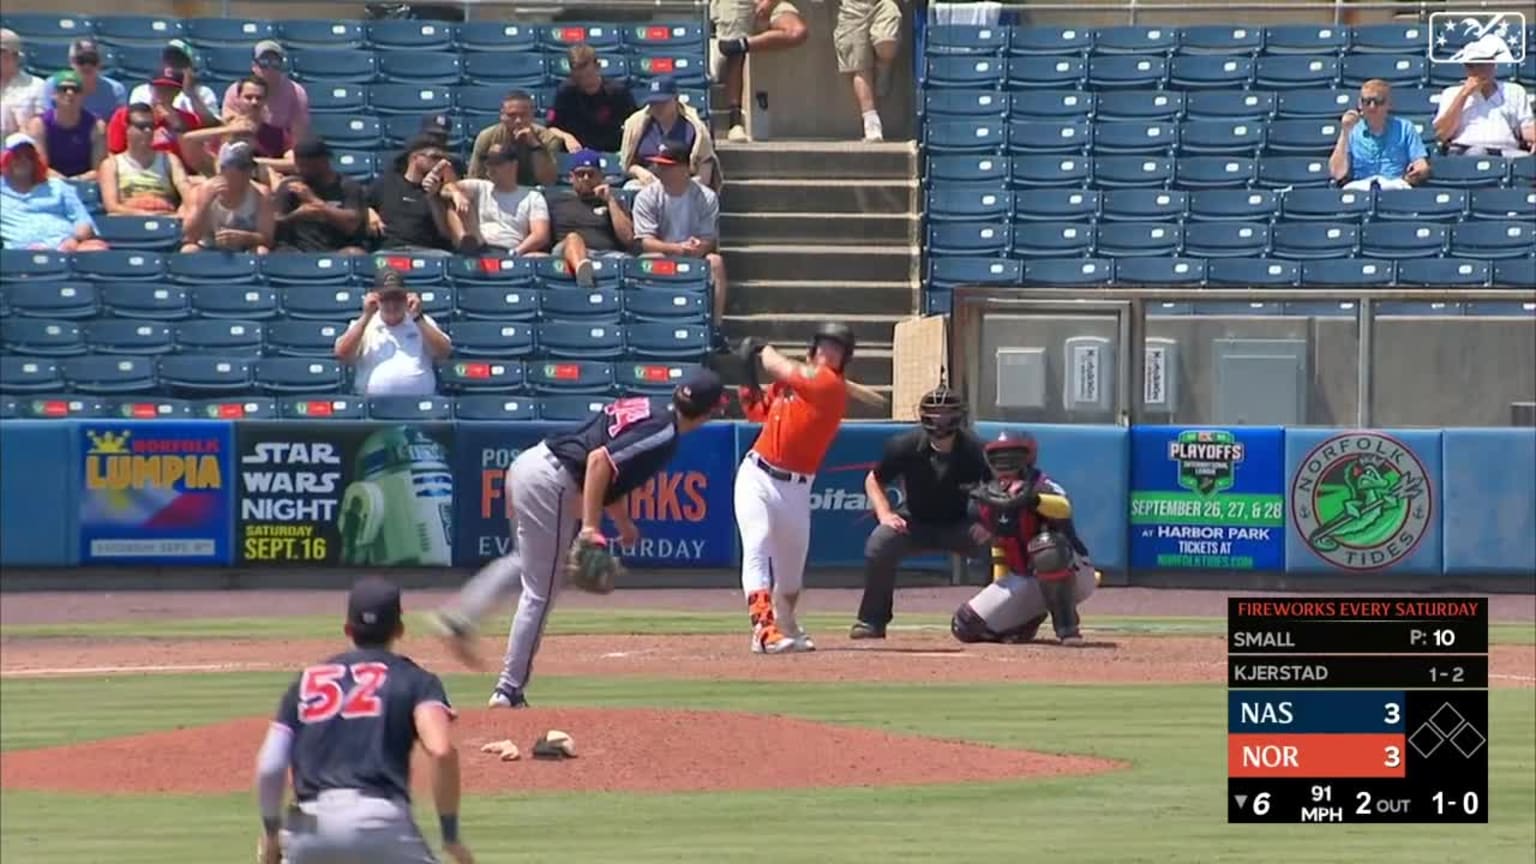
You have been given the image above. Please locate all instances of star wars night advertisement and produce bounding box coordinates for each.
[236,423,455,567]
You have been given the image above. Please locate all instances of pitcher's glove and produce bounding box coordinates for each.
[736,337,765,393]
[565,535,622,594]
[967,479,1040,515]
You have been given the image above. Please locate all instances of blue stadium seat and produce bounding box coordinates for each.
[277,20,366,49]
[1462,301,1535,316]
[20,41,81,78]
[1206,257,1301,286]
[628,53,709,87]
[455,395,538,422]
[1374,302,1463,316]
[1010,90,1093,120]
[1361,223,1449,258]
[1183,222,1270,257]
[0,14,93,42]
[925,24,1009,55]
[1179,25,1263,55]
[525,359,615,395]
[1256,156,1332,188]
[927,257,1022,288]
[1179,121,1264,155]
[1093,90,1183,121]
[1300,258,1396,286]
[622,21,705,49]
[1175,156,1257,189]
[1430,156,1510,188]
[536,322,624,359]
[1091,156,1174,188]
[1349,23,1429,54]
[457,21,538,53]
[378,53,461,86]
[454,85,514,116]
[1184,90,1275,122]
[1013,190,1100,222]
[1431,60,1517,88]
[68,180,103,215]
[103,396,192,419]
[1012,223,1094,257]
[1280,188,1373,222]
[535,256,623,287]
[448,255,537,287]
[923,120,1006,154]
[1,249,72,281]
[65,354,157,393]
[615,361,693,396]
[92,15,183,46]
[93,215,181,251]
[276,396,365,419]
[1169,56,1254,89]
[541,22,623,51]
[921,89,1006,120]
[1092,121,1176,155]
[627,323,710,361]
[545,50,630,82]
[189,285,279,320]
[1471,189,1536,221]
[1274,89,1353,120]
[333,150,377,181]
[85,319,174,355]
[1271,222,1359,259]
[113,45,173,80]
[1011,155,1092,188]
[463,53,547,88]
[1021,258,1114,285]
[367,19,456,51]
[1395,258,1492,287]
[1264,119,1339,154]
[625,257,708,289]
[454,284,540,322]
[71,251,165,282]
[262,253,355,286]
[1254,56,1340,89]
[1094,222,1181,257]
[413,285,453,320]
[541,288,623,323]
[1008,121,1092,154]
[1492,259,1536,288]
[1341,55,1425,88]
[1114,257,1207,285]
[623,289,709,324]
[368,84,453,117]
[925,55,1006,88]
[193,396,278,419]
[1373,189,1468,222]
[204,45,258,80]
[254,357,344,394]
[185,18,277,47]
[11,394,114,418]
[168,253,259,286]
[290,49,377,85]
[1451,222,1536,259]
[367,396,453,421]
[267,320,344,357]
[1390,87,1438,117]
[1009,26,1094,56]
[359,255,448,286]
[2,318,85,356]
[1,356,66,393]
[276,285,361,322]
[381,114,458,149]
[1005,56,1085,89]
[1262,25,1348,55]
[1188,189,1279,222]
[928,222,1010,255]
[6,281,98,318]
[1087,55,1167,89]
[927,187,1011,222]
[539,396,609,422]
[1093,26,1178,55]
[173,319,264,356]
[446,321,535,358]
[1101,190,1187,222]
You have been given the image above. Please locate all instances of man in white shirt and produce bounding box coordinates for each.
[1,29,43,140]
[333,268,453,396]
[446,142,550,255]
[1432,47,1536,157]
[126,40,220,126]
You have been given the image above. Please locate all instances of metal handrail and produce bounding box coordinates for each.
[955,286,1536,302]
[926,0,1531,26]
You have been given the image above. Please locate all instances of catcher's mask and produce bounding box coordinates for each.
[808,322,856,372]
[985,430,1037,477]
[918,385,966,438]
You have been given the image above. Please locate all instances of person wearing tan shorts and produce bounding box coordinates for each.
[834,0,902,141]
[712,0,809,142]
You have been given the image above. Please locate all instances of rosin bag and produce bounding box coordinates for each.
[338,426,454,566]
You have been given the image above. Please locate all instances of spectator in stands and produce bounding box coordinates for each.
[834,0,901,142]
[444,142,550,256]
[97,102,192,217]
[632,144,728,330]
[548,148,633,287]
[126,40,219,126]
[1432,47,1535,157]
[274,138,367,254]
[1,29,44,140]
[468,90,560,188]
[25,71,105,179]
[105,69,203,172]
[333,268,452,397]
[48,39,125,121]
[367,135,456,254]
[548,43,636,154]
[184,76,294,176]
[1,132,108,251]
[618,76,721,192]
[222,40,309,144]
[180,141,274,254]
[1330,80,1430,190]
[712,0,809,142]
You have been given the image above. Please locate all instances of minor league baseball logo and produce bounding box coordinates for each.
[1290,432,1432,571]
[1427,12,1526,63]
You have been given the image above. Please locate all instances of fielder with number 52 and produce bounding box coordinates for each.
[434,368,726,708]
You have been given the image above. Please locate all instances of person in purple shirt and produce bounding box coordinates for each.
[24,70,104,179]
[0,132,107,251]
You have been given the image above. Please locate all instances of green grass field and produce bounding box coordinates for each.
[2,613,1532,864]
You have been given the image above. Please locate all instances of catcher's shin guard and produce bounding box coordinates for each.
[951,603,993,643]
[1039,577,1080,640]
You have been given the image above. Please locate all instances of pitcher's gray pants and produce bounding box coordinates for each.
[450,443,581,695]
[281,791,436,863]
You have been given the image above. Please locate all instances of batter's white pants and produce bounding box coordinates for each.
[734,455,814,634]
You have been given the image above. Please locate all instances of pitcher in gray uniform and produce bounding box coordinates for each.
[435,369,725,706]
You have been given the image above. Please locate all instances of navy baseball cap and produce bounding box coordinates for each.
[674,368,725,415]
[643,76,679,104]
[347,576,403,641]
[568,148,601,170]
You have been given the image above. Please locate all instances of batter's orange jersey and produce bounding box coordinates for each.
[743,365,848,475]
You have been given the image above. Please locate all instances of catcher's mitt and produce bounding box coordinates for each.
[565,535,623,594]
[967,479,1040,515]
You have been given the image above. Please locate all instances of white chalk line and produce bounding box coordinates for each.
[2,662,262,679]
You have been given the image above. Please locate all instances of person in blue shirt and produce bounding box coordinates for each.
[0,132,107,250]
[42,39,126,121]
[1329,79,1431,190]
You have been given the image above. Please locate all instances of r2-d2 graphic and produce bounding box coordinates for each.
[338,426,454,566]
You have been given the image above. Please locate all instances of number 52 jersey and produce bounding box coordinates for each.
[273,648,453,803]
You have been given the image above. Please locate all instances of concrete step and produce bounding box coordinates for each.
[717,140,916,180]
[728,279,913,316]
[719,211,915,246]
[725,312,901,347]
[721,244,916,284]
[722,178,915,215]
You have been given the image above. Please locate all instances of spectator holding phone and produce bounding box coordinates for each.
[1329,79,1430,190]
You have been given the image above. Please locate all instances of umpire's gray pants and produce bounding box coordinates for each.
[962,559,1098,638]
[281,791,435,863]
[450,443,581,695]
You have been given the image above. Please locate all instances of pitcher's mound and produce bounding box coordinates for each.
[1,708,1120,795]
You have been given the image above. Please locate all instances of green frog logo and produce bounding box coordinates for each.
[1291,432,1432,571]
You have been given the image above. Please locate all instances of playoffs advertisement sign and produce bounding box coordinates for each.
[236,423,455,567]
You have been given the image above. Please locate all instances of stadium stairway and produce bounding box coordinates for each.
[717,141,919,419]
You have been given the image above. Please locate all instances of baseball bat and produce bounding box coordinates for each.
[845,378,889,407]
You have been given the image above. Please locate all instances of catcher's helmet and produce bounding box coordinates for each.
[985,430,1038,475]
[918,385,967,436]
[809,322,856,370]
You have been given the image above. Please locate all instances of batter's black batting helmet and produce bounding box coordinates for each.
[985,430,1038,475]
[918,385,967,436]
[808,322,856,370]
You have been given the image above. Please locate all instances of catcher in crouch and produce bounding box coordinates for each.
[952,430,1098,646]
[436,368,726,707]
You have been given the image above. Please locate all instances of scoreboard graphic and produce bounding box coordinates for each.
[1227,597,1488,823]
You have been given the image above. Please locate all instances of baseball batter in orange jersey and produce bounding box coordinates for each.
[733,323,855,654]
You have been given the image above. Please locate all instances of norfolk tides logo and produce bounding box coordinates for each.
[1291,432,1431,571]
[1168,430,1244,495]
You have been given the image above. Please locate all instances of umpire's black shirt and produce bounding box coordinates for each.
[872,428,991,525]
[546,396,680,504]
